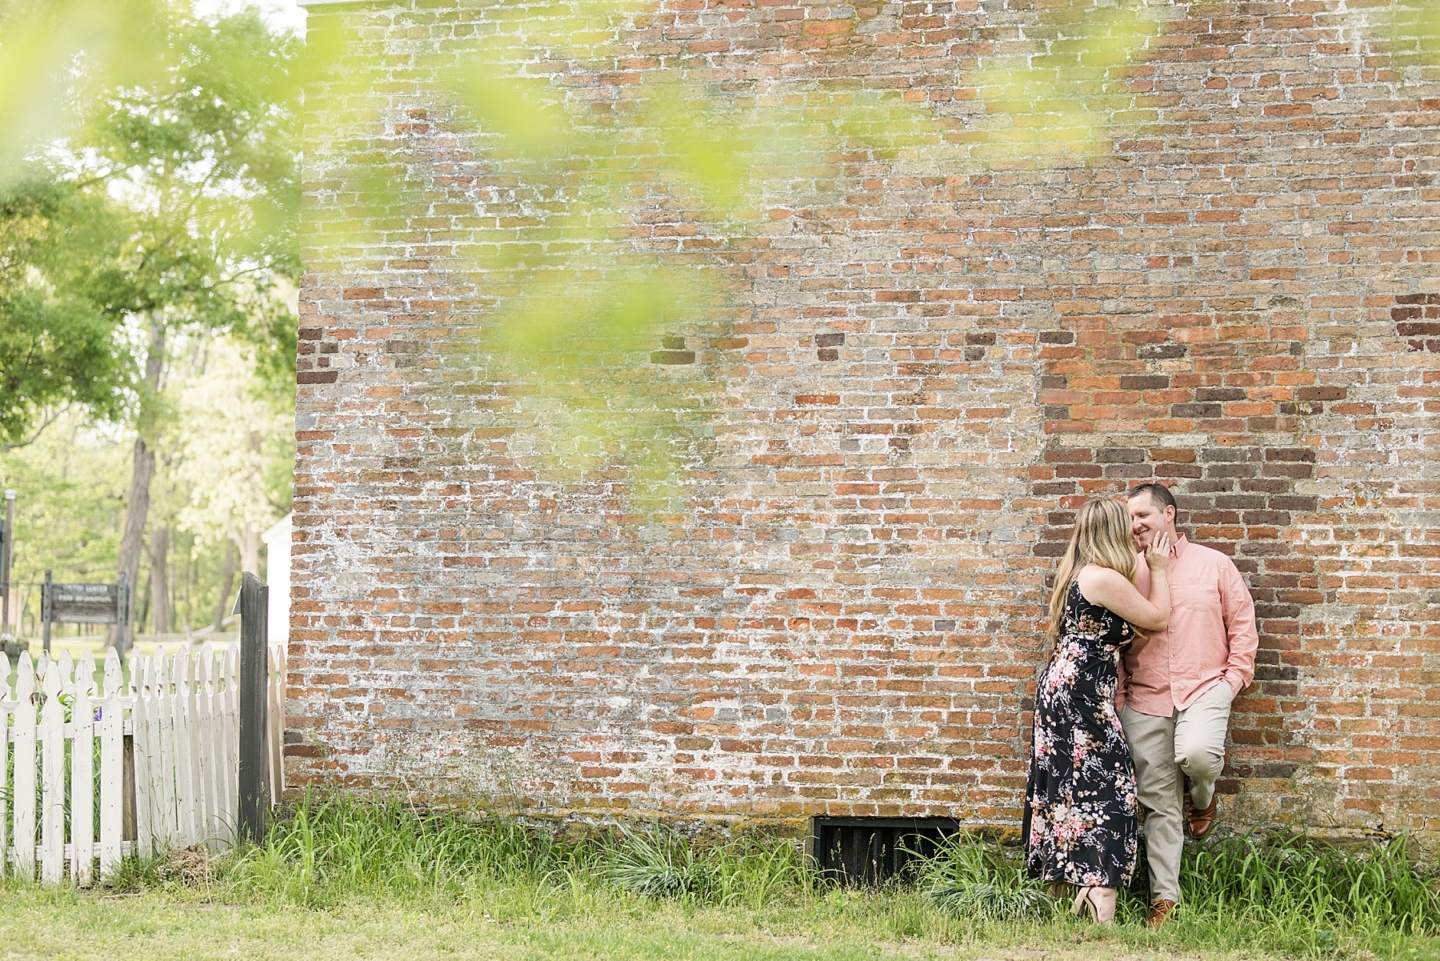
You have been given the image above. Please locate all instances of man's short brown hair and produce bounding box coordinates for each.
[1128,482,1176,515]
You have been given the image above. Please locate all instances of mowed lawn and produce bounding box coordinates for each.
[2,883,1436,961]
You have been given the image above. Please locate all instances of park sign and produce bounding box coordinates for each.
[47,582,123,622]
[41,571,130,654]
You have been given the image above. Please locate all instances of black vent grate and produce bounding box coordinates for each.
[811,817,959,886]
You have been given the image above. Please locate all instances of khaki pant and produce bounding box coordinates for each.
[1120,682,1234,905]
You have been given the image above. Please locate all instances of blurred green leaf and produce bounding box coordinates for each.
[971,1,1162,162]
[1387,0,1440,67]
[0,0,168,187]
[639,83,755,219]
[454,73,575,159]
[497,269,695,365]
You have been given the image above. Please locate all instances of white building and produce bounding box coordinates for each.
[261,513,291,641]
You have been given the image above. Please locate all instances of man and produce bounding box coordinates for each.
[1120,483,1258,928]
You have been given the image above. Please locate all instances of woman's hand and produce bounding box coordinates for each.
[1145,532,1172,573]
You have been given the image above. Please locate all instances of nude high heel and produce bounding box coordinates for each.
[1070,885,1118,924]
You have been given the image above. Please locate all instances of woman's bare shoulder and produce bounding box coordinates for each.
[1076,564,1130,586]
[1075,565,1132,604]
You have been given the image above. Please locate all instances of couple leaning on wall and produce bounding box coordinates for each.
[1021,484,1259,928]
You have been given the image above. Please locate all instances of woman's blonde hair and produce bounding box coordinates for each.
[1046,498,1140,640]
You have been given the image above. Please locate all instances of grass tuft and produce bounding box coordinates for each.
[919,835,1056,922]
[605,823,713,900]
[106,849,165,894]
[603,822,808,907]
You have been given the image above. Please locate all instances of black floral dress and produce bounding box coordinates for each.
[1022,580,1139,888]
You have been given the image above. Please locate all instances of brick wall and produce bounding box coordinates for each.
[294,1,1440,844]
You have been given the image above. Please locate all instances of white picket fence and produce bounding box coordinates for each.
[0,643,285,885]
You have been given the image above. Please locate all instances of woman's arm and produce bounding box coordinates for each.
[1076,534,1171,632]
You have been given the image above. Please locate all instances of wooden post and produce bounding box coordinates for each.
[237,573,269,844]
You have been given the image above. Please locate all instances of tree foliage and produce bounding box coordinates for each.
[0,3,301,442]
[0,177,133,442]
[69,4,302,360]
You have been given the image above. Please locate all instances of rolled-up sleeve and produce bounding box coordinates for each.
[1219,559,1258,694]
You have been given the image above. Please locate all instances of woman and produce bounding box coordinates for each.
[1022,498,1171,923]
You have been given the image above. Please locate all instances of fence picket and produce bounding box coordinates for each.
[12,653,36,878]
[153,649,177,847]
[268,644,285,804]
[202,650,217,836]
[197,647,219,847]
[221,644,240,842]
[73,651,97,886]
[40,663,65,882]
[129,650,152,858]
[0,655,10,880]
[99,649,123,881]
[175,652,200,846]
[190,650,207,846]
[192,650,210,846]
[148,650,168,850]
[57,650,74,697]
[214,648,230,839]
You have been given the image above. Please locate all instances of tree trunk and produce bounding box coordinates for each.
[149,525,170,635]
[115,319,166,651]
[136,568,151,637]
[118,445,155,644]
[213,541,236,631]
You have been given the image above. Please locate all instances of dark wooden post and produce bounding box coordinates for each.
[237,572,269,843]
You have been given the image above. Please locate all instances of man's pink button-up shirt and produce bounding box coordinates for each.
[1119,534,1259,716]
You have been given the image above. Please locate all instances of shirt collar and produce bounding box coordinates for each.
[1172,532,1189,557]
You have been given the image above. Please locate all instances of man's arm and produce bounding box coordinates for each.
[1219,558,1258,695]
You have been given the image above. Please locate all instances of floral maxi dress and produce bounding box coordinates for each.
[1022,581,1139,888]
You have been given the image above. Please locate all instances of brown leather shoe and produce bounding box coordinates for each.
[1188,792,1219,839]
[1146,899,1177,929]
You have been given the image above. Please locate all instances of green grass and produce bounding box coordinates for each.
[0,795,1435,961]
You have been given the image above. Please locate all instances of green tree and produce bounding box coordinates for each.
[5,6,302,646]
[0,177,133,446]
